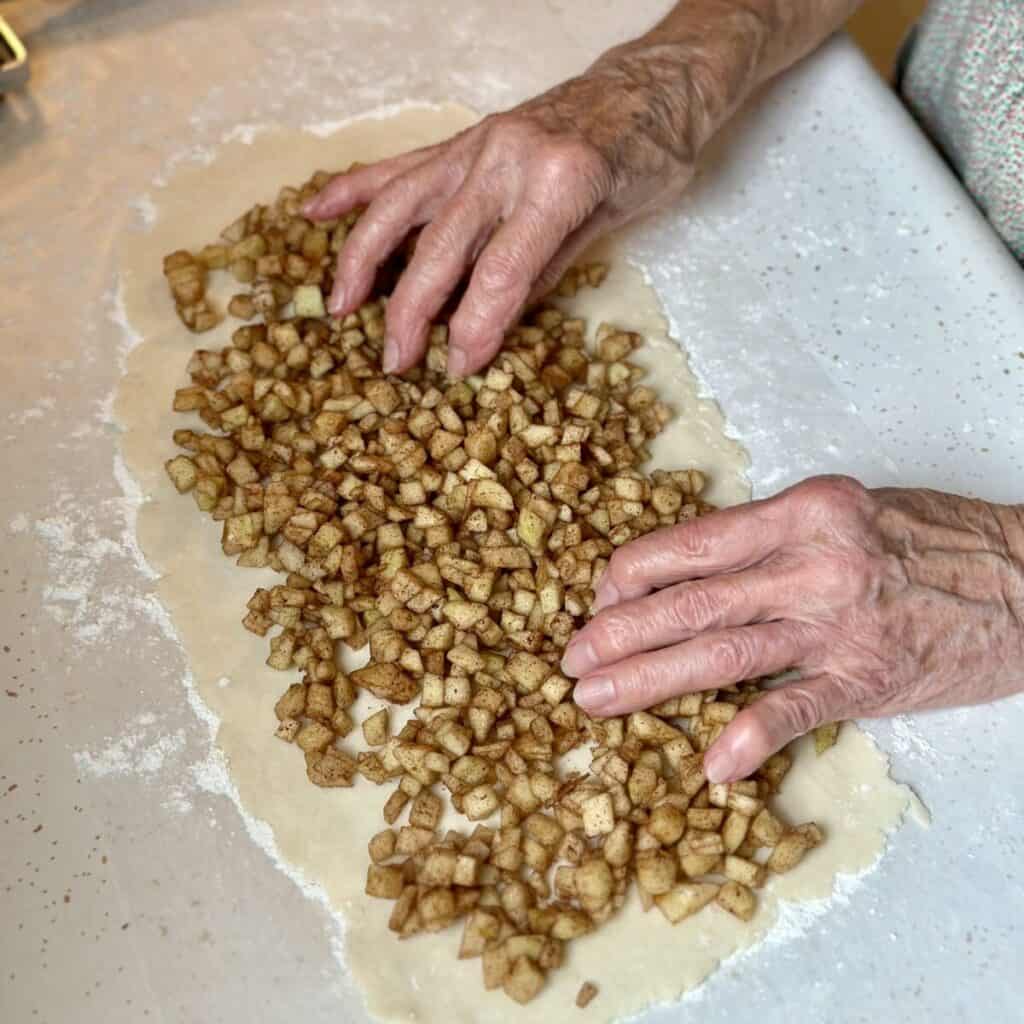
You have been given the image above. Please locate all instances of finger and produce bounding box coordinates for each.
[526,209,618,305]
[703,674,851,783]
[562,564,795,679]
[447,197,596,377]
[382,188,502,373]
[328,158,464,317]
[573,621,812,718]
[303,147,439,221]
[592,501,786,613]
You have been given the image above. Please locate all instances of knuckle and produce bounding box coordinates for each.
[478,116,534,165]
[591,607,642,660]
[667,521,711,561]
[418,212,460,253]
[536,140,607,189]
[474,249,522,297]
[415,219,468,277]
[709,632,756,681]
[779,686,826,735]
[344,213,400,267]
[374,177,418,220]
[667,583,719,633]
[528,142,608,222]
[447,301,503,350]
[316,176,347,205]
[480,111,521,137]
[797,474,868,517]
[383,291,426,338]
[534,144,582,187]
[617,657,663,705]
[338,245,373,283]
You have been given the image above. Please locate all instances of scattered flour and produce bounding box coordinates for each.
[34,487,162,645]
[175,661,352,972]
[303,99,445,139]
[654,817,896,1017]
[130,195,158,228]
[41,277,353,975]
[150,144,220,190]
[889,715,939,764]
[221,123,273,146]
[8,396,55,425]
[162,786,195,816]
[74,713,186,778]
[761,863,877,949]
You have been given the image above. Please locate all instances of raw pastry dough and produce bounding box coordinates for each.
[116,103,920,1023]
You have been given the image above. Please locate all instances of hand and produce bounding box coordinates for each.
[562,475,1024,782]
[303,53,711,377]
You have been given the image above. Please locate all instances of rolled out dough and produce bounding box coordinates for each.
[116,103,921,1024]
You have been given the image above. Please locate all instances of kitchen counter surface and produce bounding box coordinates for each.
[2,2,1022,1022]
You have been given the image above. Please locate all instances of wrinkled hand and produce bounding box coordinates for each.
[563,476,1024,782]
[304,54,708,377]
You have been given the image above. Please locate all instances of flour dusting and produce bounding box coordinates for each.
[75,713,186,778]
[222,123,272,146]
[34,501,162,645]
[176,661,353,974]
[24,283,169,646]
[303,99,446,139]
[90,281,355,980]
[8,396,55,425]
[130,195,158,227]
[889,715,939,764]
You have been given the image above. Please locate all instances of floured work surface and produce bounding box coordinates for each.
[116,104,920,1023]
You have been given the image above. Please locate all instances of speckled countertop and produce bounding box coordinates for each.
[1,2,1023,1022]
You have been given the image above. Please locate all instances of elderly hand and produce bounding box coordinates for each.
[562,476,1024,783]
[302,0,864,378]
[303,56,712,377]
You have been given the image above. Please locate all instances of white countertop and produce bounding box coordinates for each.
[2,2,1022,1022]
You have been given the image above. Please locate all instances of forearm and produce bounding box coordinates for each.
[588,0,863,160]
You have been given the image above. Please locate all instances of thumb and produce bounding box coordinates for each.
[526,208,617,306]
[703,676,845,783]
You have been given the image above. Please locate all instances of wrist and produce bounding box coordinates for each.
[875,487,1024,614]
[592,3,773,154]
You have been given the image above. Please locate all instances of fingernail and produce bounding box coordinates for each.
[328,284,346,317]
[573,677,616,713]
[704,745,738,784]
[561,636,596,678]
[447,347,469,379]
[382,339,400,374]
[591,576,620,614]
[301,197,320,218]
